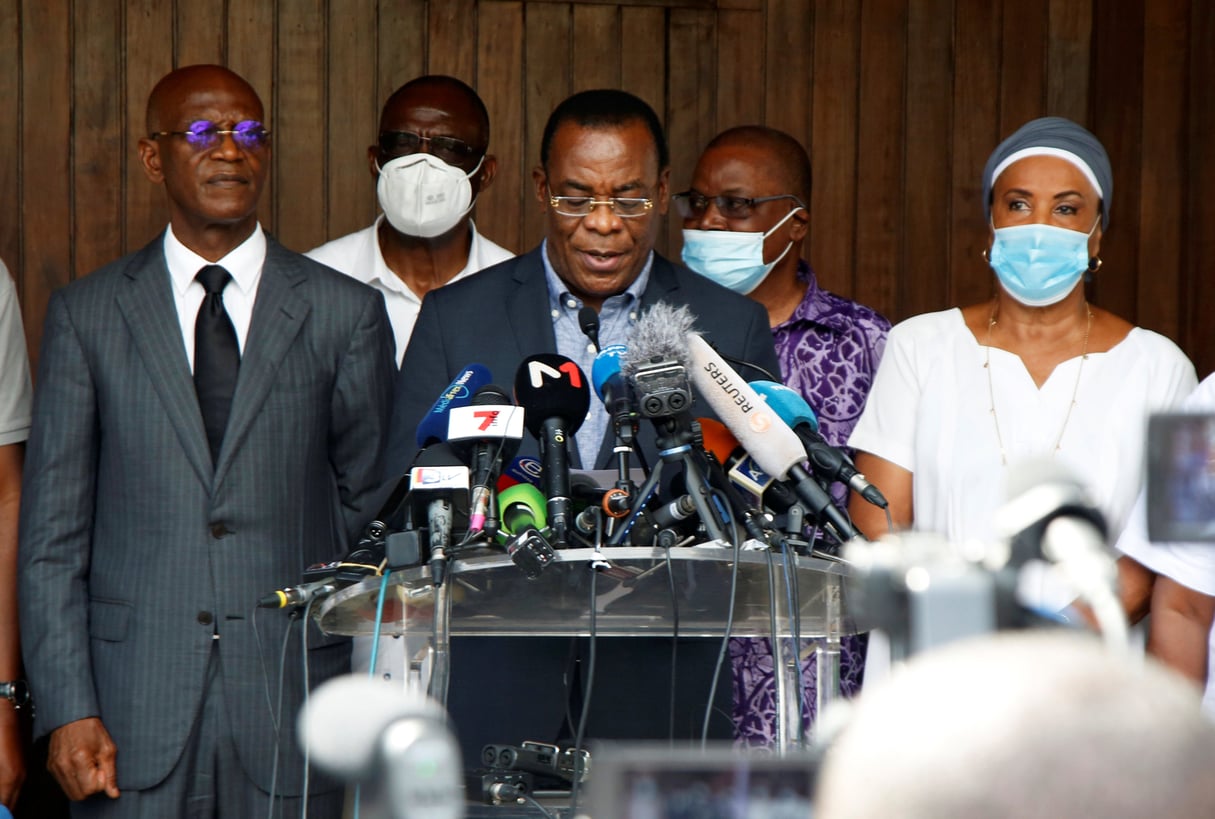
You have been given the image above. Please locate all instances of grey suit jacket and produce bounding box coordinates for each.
[17,233,395,793]
[386,246,781,477]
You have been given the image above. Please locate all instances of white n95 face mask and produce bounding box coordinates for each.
[376,153,484,239]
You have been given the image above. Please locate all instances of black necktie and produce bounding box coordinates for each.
[194,265,240,462]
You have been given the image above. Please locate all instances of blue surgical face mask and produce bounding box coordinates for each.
[988,219,1098,307]
[681,207,803,294]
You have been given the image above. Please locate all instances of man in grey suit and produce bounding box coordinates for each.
[389,89,780,764]
[18,65,394,817]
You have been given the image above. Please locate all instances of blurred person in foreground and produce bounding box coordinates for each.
[816,631,1215,819]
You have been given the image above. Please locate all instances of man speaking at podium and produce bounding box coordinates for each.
[390,89,780,761]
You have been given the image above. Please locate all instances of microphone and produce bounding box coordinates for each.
[578,305,601,353]
[571,473,632,536]
[498,455,542,491]
[415,364,493,448]
[513,354,591,549]
[409,443,471,586]
[995,459,1126,648]
[592,343,643,493]
[592,344,640,429]
[621,303,734,542]
[699,416,774,501]
[258,579,338,609]
[695,416,787,545]
[628,494,698,546]
[496,482,556,577]
[298,674,463,819]
[621,303,695,421]
[750,380,889,508]
[447,384,525,535]
[995,458,1112,574]
[685,333,863,544]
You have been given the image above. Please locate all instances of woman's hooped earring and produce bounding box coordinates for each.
[981,247,991,263]
[1083,255,1102,283]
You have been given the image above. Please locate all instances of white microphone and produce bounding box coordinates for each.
[686,333,863,543]
[409,451,470,587]
[995,458,1127,649]
[298,674,464,819]
[447,389,525,535]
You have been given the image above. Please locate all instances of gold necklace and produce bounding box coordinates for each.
[983,301,1093,467]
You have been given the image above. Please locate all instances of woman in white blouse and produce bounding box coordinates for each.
[847,117,1196,615]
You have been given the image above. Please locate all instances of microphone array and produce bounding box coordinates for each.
[261,301,887,602]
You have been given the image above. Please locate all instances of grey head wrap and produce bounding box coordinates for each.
[982,116,1112,231]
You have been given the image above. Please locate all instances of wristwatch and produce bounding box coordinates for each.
[0,680,30,711]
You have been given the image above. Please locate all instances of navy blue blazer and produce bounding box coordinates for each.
[387,246,781,478]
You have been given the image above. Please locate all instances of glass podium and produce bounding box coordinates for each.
[314,543,869,750]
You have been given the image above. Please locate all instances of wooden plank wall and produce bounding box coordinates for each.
[3,0,1214,376]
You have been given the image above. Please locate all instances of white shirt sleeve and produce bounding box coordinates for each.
[0,261,32,446]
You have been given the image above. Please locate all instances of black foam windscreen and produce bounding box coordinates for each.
[471,383,512,406]
[413,440,465,469]
[512,353,591,439]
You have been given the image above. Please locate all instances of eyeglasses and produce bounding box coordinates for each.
[378,130,482,167]
[548,195,654,219]
[149,120,271,151]
[673,191,804,220]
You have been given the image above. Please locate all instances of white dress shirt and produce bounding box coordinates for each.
[165,223,267,370]
[306,217,513,363]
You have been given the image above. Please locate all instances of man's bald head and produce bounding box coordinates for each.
[817,632,1215,819]
[705,126,812,206]
[379,75,490,152]
[146,64,264,135]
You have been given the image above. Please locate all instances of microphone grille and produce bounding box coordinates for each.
[622,302,696,376]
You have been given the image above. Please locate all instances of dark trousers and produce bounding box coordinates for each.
[71,649,342,819]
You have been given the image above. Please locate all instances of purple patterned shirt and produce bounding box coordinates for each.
[732,259,890,746]
[773,260,891,508]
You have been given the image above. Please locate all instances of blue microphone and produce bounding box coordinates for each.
[750,380,888,508]
[415,363,493,448]
[591,344,630,407]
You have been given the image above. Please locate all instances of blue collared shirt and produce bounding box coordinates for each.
[541,239,653,466]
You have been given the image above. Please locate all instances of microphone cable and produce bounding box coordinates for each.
[663,543,680,743]
[365,561,391,678]
[298,594,322,819]
[519,790,558,818]
[568,512,602,818]
[345,564,392,819]
[778,537,807,746]
[782,507,811,744]
[701,488,744,746]
[719,351,780,384]
[253,603,298,819]
[458,408,523,547]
